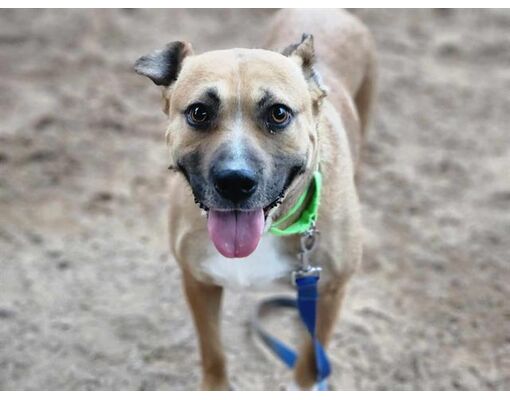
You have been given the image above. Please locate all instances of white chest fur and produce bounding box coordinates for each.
[200,234,294,288]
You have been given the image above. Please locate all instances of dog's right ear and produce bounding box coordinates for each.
[134,41,193,87]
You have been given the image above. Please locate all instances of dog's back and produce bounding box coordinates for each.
[265,9,376,170]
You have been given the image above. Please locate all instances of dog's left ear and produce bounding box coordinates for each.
[134,41,193,87]
[283,34,327,107]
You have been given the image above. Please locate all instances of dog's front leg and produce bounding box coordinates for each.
[293,274,350,390]
[182,268,229,390]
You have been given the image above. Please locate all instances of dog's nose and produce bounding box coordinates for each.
[213,169,258,203]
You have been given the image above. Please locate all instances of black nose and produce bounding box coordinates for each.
[213,169,258,203]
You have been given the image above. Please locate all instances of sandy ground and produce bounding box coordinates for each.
[0,9,509,390]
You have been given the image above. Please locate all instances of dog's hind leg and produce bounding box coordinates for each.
[292,275,350,390]
[182,268,229,390]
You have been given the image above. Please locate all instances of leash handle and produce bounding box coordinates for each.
[251,296,298,369]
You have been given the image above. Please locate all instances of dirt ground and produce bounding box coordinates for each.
[0,9,509,390]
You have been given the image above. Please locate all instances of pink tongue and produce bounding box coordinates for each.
[207,209,264,258]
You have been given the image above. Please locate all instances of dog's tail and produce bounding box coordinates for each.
[354,41,377,142]
[352,50,376,183]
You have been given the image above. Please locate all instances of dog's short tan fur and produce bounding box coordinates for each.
[135,9,375,390]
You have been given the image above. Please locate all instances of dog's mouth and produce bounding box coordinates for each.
[190,164,303,259]
[194,193,284,259]
[193,191,284,217]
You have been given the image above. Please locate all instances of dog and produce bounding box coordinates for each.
[134,9,376,390]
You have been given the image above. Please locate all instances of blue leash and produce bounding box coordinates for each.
[255,167,330,388]
[251,273,331,390]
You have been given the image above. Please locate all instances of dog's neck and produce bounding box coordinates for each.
[268,150,320,233]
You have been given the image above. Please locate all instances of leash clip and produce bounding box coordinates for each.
[292,265,322,285]
[292,223,321,285]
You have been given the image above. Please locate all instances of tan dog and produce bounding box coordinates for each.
[134,9,375,390]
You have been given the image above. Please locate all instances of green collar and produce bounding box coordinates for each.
[269,170,322,236]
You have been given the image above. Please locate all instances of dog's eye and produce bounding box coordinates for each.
[186,103,211,127]
[267,104,292,130]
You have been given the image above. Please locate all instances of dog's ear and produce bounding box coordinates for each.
[134,41,193,87]
[283,34,327,106]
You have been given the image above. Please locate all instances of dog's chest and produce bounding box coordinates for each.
[200,234,295,288]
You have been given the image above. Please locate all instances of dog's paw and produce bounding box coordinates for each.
[284,379,329,391]
[200,380,232,391]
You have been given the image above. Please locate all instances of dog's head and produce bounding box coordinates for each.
[135,35,326,258]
